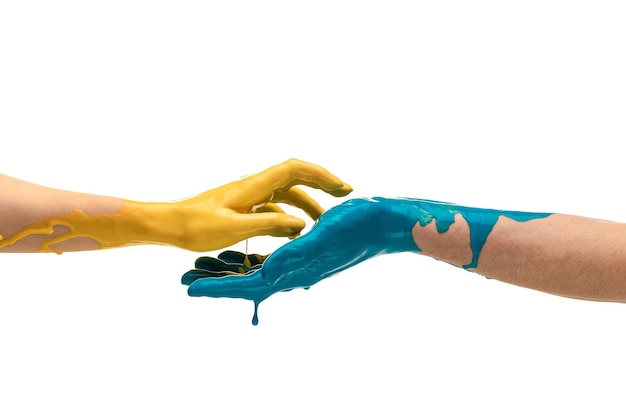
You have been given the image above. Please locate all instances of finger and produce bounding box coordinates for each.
[195,256,250,273]
[271,187,325,220]
[253,203,286,214]
[228,212,307,241]
[229,159,353,210]
[182,264,264,285]
[254,188,323,219]
[195,256,233,271]
[217,250,268,266]
[187,269,275,302]
[181,268,239,286]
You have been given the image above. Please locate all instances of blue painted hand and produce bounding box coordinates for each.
[182,197,421,324]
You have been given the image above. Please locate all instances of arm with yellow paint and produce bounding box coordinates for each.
[184,197,626,324]
[0,159,352,254]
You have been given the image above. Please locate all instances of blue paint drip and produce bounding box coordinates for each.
[185,198,552,324]
[252,301,260,326]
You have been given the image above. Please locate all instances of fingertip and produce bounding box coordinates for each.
[187,283,199,296]
[328,182,353,197]
[284,216,306,236]
[182,269,209,286]
[187,278,211,296]
[288,159,352,194]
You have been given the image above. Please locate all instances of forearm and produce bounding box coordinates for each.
[0,174,122,252]
[409,201,626,302]
[0,175,181,253]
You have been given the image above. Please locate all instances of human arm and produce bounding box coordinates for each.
[183,197,626,324]
[0,159,352,253]
[423,211,626,302]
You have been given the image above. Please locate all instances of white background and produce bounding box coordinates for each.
[1,1,625,417]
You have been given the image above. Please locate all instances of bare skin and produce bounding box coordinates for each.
[0,159,352,253]
[412,213,626,303]
[0,175,122,253]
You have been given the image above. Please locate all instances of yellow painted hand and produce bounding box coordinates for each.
[135,158,353,251]
[0,159,352,253]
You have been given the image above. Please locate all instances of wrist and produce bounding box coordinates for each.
[115,200,183,247]
[406,199,552,270]
[359,197,424,254]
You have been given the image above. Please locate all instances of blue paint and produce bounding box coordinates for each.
[252,301,260,326]
[183,197,551,325]
[181,251,264,285]
[411,199,551,269]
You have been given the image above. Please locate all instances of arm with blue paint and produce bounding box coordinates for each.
[409,201,626,302]
[185,197,626,324]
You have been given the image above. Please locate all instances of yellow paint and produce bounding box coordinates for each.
[244,239,251,267]
[0,159,352,253]
[0,199,293,253]
[0,208,121,253]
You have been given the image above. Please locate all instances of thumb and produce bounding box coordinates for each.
[260,219,330,286]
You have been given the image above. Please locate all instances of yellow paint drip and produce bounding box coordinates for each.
[244,239,251,267]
